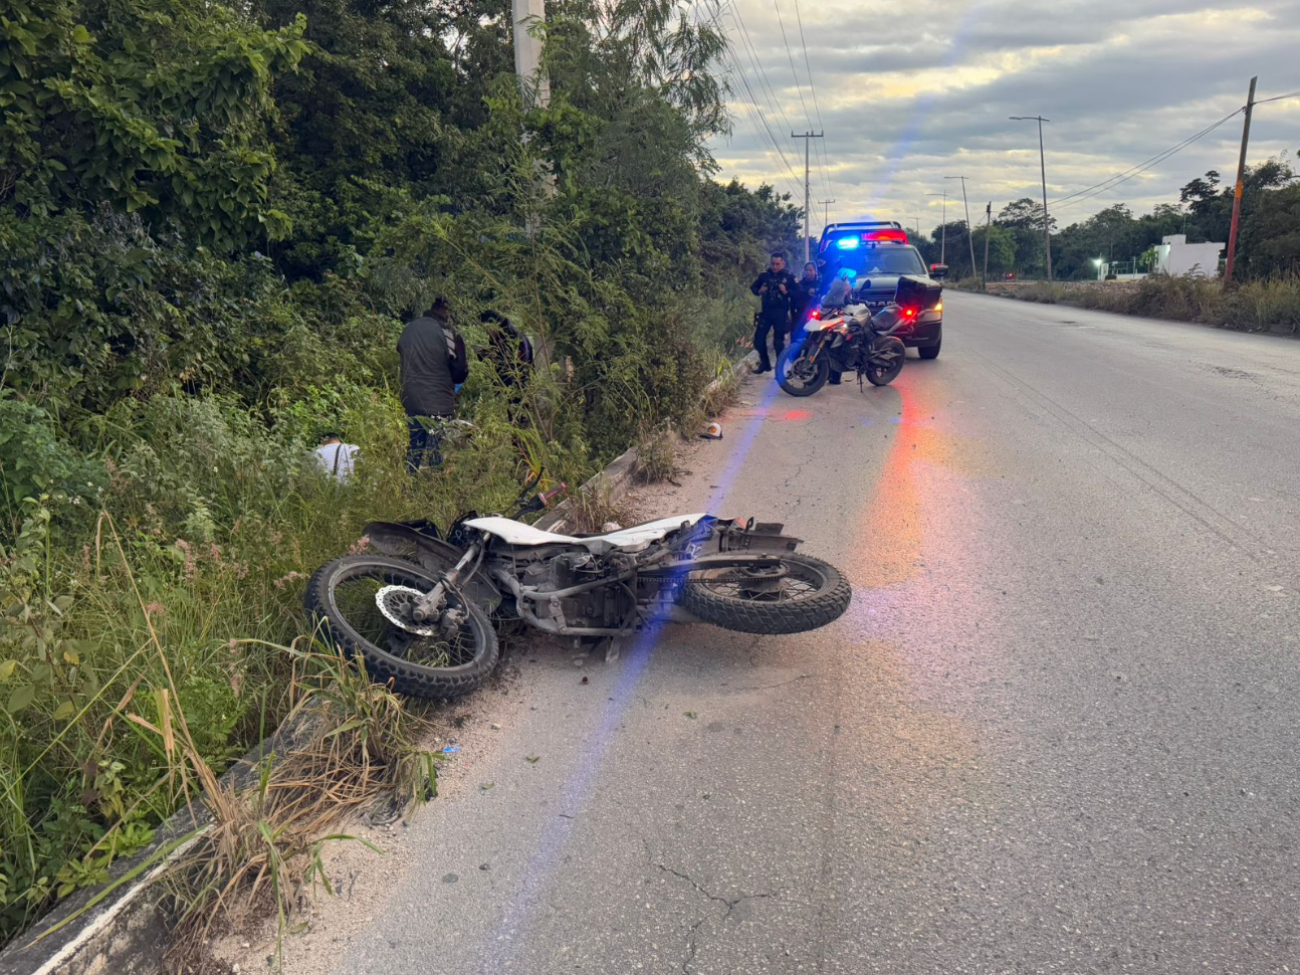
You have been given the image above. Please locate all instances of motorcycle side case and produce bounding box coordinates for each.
[894,274,943,309]
[361,521,502,609]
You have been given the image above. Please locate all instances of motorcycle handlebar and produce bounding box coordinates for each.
[512,481,568,518]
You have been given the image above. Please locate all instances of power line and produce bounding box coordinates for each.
[771,0,831,203]
[701,0,824,208]
[703,0,802,189]
[790,0,833,201]
[771,2,814,151]
[723,64,803,195]
[711,11,803,197]
[727,4,801,159]
[1048,108,1243,211]
[1254,89,1300,105]
[724,6,817,210]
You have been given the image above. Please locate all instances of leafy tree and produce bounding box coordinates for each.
[920,221,971,278]
[248,0,462,278]
[1,0,308,246]
[997,197,1056,233]
[1179,170,1222,217]
[970,223,1016,277]
[1239,183,1300,278]
[994,198,1055,278]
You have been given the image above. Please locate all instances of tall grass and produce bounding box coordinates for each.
[0,283,756,947]
[984,273,1300,334]
[0,384,531,944]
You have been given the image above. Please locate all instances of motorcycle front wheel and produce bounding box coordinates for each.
[304,555,499,699]
[776,341,831,397]
[866,336,906,386]
[680,554,851,634]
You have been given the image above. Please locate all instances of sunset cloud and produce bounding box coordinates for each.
[707,0,1300,234]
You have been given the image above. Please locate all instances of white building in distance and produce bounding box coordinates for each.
[1154,234,1224,278]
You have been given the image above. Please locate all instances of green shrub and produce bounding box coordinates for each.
[1227,275,1300,333]
[0,0,799,947]
[0,395,106,535]
[990,274,1300,334]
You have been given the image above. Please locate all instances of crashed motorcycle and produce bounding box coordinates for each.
[777,274,942,396]
[305,478,851,699]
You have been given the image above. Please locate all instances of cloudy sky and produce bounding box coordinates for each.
[705,0,1300,235]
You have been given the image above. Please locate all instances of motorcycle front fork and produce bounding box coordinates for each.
[413,540,482,621]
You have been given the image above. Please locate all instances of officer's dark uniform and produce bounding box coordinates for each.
[749,267,798,372]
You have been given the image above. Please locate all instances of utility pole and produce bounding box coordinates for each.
[792,131,824,263]
[818,199,836,230]
[946,175,978,283]
[1223,76,1257,289]
[1010,115,1053,281]
[511,0,549,110]
[512,0,551,367]
[982,201,992,289]
[911,217,921,238]
[926,191,948,264]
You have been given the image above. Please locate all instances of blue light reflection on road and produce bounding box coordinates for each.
[481,367,787,972]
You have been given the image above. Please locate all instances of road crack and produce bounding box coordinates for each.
[733,673,813,693]
[645,843,779,973]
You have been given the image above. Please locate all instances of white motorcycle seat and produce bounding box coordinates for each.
[463,514,707,553]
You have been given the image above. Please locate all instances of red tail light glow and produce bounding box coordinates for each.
[902,306,917,319]
[810,309,821,320]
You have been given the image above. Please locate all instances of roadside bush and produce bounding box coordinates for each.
[0,0,798,948]
[1119,275,1220,322]
[0,383,554,938]
[988,274,1300,334]
[1226,275,1300,333]
[0,395,106,534]
[1018,282,1063,303]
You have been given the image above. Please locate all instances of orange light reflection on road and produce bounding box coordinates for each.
[856,381,989,592]
[858,384,926,589]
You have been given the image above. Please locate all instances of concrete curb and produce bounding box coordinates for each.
[535,351,757,533]
[0,713,319,975]
[0,350,758,974]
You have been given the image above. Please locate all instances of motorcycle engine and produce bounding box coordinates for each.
[518,552,632,630]
[520,552,607,592]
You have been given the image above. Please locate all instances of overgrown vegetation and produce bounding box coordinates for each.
[975,274,1300,333]
[0,0,799,945]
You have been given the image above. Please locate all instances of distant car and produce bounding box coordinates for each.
[815,224,946,360]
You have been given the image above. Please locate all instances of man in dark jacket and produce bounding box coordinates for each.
[479,310,534,389]
[749,252,797,373]
[398,297,469,472]
[479,310,534,425]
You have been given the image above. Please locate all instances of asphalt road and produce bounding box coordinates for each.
[279,293,1300,975]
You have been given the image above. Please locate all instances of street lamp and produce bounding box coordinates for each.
[1092,257,1104,280]
[1010,115,1053,282]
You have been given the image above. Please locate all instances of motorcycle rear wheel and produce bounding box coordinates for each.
[305,555,499,699]
[867,336,906,386]
[776,342,831,397]
[681,554,851,634]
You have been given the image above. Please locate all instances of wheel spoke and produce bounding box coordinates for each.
[332,571,479,669]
